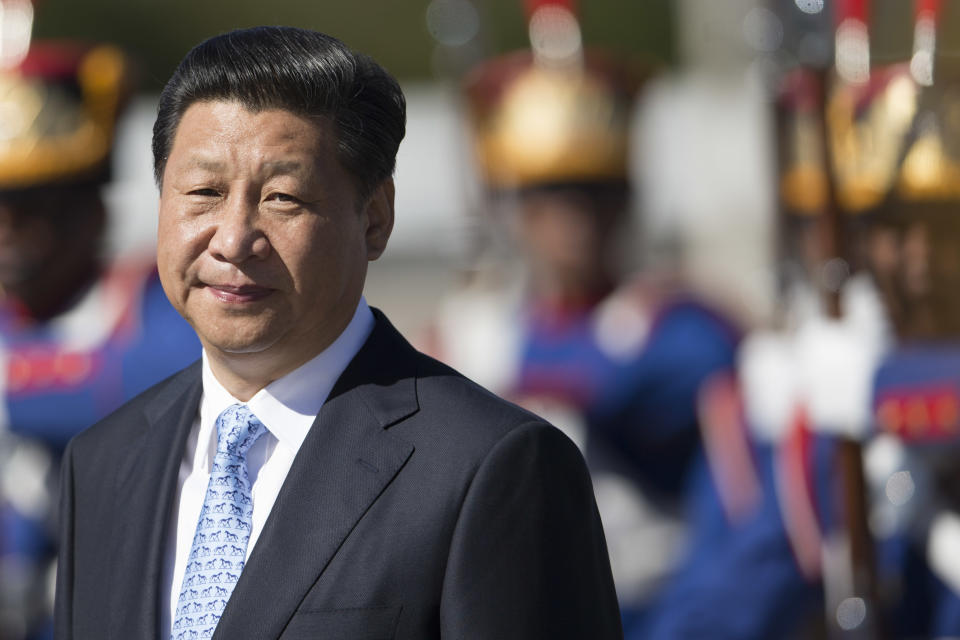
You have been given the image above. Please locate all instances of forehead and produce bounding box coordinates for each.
[166,100,336,173]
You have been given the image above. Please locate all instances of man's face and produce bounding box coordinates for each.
[157,100,392,368]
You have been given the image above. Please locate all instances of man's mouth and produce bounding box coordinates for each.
[204,284,274,303]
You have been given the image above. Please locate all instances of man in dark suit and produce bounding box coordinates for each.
[54,26,621,640]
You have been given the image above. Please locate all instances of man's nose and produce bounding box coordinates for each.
[208,194,271,263]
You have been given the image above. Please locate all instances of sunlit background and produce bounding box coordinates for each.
[11,1,960,637]
[30,0,764,337]
[22,0,960,336]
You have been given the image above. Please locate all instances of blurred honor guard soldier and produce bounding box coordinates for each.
[0,3,201,638]
[859,46,960,637]
[53,26,621,640]
[644,1,960,637]
[428,0,740,624]
[640,60,900,640]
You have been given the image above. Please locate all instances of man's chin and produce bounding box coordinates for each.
[198,330,281,357]
[207,340,276,356]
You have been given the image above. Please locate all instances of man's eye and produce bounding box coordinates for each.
[267,192,298,203]
[188,188,219,197]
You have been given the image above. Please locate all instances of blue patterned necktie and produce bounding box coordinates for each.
[171,404,267,640]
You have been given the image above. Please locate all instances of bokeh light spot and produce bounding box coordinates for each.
[426,0,480,48]
[743,7,783,53]
[836,597,867,630]
[795,0,825,15]
[529,5,582,65]
[885,470,915,507]
[0,0,33,70]
[821,258,850,293]
[836,19,870,84]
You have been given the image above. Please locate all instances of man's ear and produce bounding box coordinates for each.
[364,178,395,261]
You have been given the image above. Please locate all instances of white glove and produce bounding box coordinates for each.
[740,308,887,441]
[739,330,799,442]
[794,315,885,439]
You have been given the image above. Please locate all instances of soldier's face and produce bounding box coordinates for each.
[0,187,103,311]
[516,188,623,290]
[0,199,55,287]
[157,101,393,370]
[868,218,960,339]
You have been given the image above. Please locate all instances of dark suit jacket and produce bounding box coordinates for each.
[54,311,622,639]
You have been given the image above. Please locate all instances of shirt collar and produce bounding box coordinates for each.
[198,297,375,458]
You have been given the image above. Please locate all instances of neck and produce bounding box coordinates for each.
[204,346,322,401]
[202,305,360,401]
[205,357,271,402]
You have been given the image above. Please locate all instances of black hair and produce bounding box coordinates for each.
[152,26,406,200]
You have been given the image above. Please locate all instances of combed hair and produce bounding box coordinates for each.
[152,26,406,200]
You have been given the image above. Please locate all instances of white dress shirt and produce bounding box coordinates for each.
[160,298,374,637]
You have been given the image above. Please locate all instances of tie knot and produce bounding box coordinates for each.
[215,404,266,458]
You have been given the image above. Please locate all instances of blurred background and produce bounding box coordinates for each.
[32,0,769,335]
[8,0,960,638]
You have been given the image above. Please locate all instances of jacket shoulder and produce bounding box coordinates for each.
[67,359,201,457]
[414,349,542,423]
[405,349,583,466]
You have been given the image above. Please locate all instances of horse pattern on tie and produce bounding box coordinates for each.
[171,404,266,640]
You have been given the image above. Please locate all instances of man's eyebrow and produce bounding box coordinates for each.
[182,159,309,175]
[262,160,309,175]
[185,158,226,172]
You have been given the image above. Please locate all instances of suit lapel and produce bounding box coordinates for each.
[107,362,203,640]
[214,313,418,639]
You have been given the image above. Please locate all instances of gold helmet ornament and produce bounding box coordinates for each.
[777,65,919,217]
[464,52,642,190]
[828,65,919,214]
[896,74,960,203]
[0,9,129,191]
[776,69,830,216]
[462,1,645,190]
[861,62,960,342]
